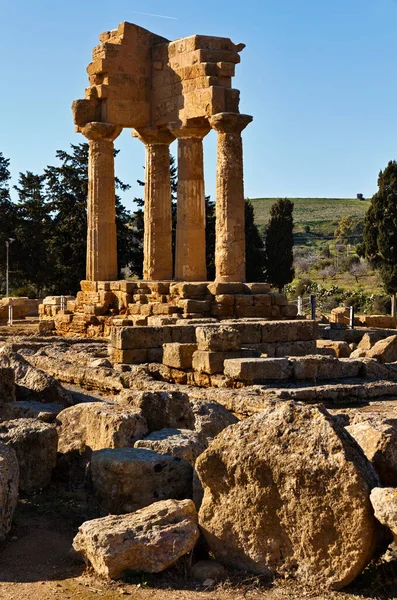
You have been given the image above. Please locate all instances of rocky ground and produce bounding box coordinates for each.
[1,324,397,599]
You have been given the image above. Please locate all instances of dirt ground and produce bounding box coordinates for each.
[0,489,396,600]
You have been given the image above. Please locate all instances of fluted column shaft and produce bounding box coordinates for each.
[172,126,209,281]
[134,128,174,280]
[210,113,253,283]
[83,122,122,282]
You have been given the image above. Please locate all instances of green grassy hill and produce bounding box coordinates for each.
[250,197,370,246]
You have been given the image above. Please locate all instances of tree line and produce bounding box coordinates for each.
[0,144,295,298]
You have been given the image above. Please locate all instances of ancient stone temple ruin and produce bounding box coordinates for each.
[72,21,251,284]
[40,22,298,336]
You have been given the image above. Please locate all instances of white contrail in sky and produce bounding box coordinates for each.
[131,11,178,20]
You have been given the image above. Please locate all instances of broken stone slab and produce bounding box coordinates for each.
[347,418,397,486]
[366,335,397,363]
[135,428,208,465]
[72,499,199,579]
[117,390,195,432]
[224,357,292,383]
[189,398,239,439]
[196,325,241,352]
[0,350,72,406]
[163,343,197,370]
[357,331,386,351]
[0,419,57,493]
[91,447,193,514]
[57,402,148,455]
[370,487,397,543]
[196,400,378,590]
[0,443,19,539]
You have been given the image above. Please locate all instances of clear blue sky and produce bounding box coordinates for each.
[2,0,397,210]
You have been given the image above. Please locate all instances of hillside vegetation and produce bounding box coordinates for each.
[250,197,370,245]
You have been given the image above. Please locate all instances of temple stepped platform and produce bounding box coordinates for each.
[39,280,299,338]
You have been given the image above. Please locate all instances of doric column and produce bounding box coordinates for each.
[170,123,210,281]
[209,112,253,283]
[82,122,122,282]
[133,128,175,281]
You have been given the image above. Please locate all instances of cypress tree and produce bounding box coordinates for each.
[245,199,266,282]
[264,198,295,291]
[14,171,52,297]
[363,161,397,295]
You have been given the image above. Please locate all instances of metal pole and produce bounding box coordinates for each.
[60,295,65,312]
[7,302,13,327]
[350,305,355,329]
[297,296,303,316]
[310,294,316,321]
[5,241,9,298]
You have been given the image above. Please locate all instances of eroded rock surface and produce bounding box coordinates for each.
[196,400,378,590]
[57,402,148,454]
[0,419,57,493]
[0,443,19,539]
[91,447,193,513]
[135,428,208,465]
[73,499,199,579]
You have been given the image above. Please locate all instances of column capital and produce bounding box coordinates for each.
[82,121,122,142]
[209,112,253,134]
[168,118,210,139]
[132,127,175,146]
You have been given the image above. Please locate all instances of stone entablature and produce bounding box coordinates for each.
[72,22,252,284]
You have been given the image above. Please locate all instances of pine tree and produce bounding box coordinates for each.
[245,199,266,282]
[45,144,88,294]
[0,153,18,294]
[14,171,52,297]
[45,143,134,292]
[263,198,295,291]
[363,161,397,295]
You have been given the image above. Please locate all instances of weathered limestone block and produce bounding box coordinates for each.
[57,402,148,454]
[366,335,397,363]
[196,401,378,589]
[169,282,208,298]
[316,340,352,358]
[0,419,57,493]
[196,325,241,352]
[72,499,199,579]
[274,340,317,357]
[118,390,195,431]
[192,348,259,375]
[261,320,318,343]
[163,324,196,344]
[0,350,71,406]
[207,282,245,295]
[0,443,19,539]
[190,399,239,439]
[91,448,193,513]
[163,343,197,369]
[358,332,386,351]
[224,357,292,383]
[290,356,362,380]
[222,322,262,344]
[110,348,148,364]
[135,428,208,465]
[347,419,397,486]
[111,326,164,350]
[370,487,397,543]
[244,283,272,294]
